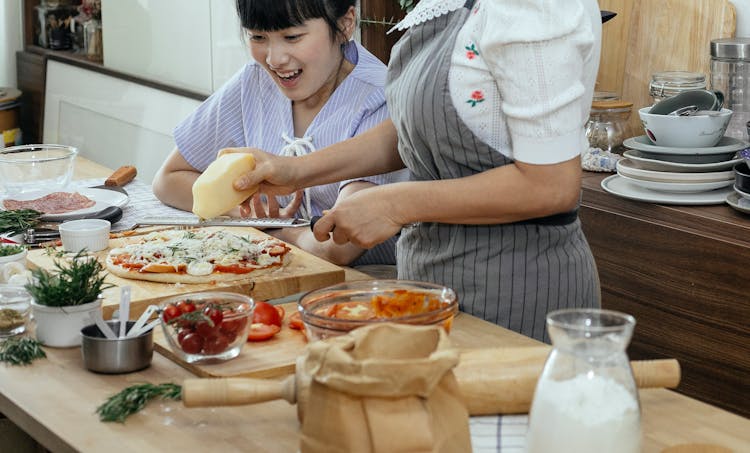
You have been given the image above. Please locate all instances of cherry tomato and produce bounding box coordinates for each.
[220,316,248,337]
[247,323,281,341]
[288,312,304,330]
[177,300,197,314]
[253,301,282,327]
[203,305,223,326]
[162,304,180,323]
[178,332,204,354]
[202,334,230,355]
[195,320,219,338]
[177,328,193,344]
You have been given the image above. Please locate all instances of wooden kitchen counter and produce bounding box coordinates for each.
[0,158,746,452]
[580,171,750,418]
[1,314,749,453]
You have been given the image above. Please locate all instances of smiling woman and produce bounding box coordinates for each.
[152,0,408,268]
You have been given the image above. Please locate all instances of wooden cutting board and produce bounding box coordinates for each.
[25,227,345,320]
[152,303,536,379]
[597,0,736,138]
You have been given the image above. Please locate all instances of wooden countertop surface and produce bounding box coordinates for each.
[0,159,747,452]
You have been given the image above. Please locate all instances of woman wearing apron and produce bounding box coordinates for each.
[227,0,602,342]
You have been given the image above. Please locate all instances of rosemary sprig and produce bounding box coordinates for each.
[25,250,115,307]
[96,383,182,423]
[0,337,47,365]
[0,209,41,236]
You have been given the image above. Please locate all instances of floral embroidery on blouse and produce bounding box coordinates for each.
[465,43,479,60]
[467,90,485,107]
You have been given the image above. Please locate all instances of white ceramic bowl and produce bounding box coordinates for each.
[58,219,111,253]
[638,107,732,148]
[0,244,28,284]
[0,144,77,196]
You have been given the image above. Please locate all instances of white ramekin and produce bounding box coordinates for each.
[58,219,111,253]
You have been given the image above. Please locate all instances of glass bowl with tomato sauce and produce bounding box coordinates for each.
[159,291,255,364]
[298,280,458,341]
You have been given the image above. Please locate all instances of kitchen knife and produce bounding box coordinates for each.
[601,10,616,23]
[89,165,137,195]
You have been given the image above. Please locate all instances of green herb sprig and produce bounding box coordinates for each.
[0,244,25,257]
[0,209,41,236]
[96,383,182,423]
[25,251,115,307]
[0,337,47,365]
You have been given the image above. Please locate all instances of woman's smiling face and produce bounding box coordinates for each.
[248,18,349,104]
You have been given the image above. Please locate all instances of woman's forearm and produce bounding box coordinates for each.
[295,119,403,188]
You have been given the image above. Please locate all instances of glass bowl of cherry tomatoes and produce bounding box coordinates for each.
[159,291,254,364]
[298,280,458,341]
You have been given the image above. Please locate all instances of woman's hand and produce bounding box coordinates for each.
[312,185,405,249]
[218,147,299,196]
[241,190,303,218]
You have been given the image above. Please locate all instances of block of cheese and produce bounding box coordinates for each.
[192,153,258,219]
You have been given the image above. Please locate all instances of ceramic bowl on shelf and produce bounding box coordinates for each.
[638,107,732,148]
[734,162,750,195]
[159,292,254,364]
[0,144,77,196]
[298,280,458,341]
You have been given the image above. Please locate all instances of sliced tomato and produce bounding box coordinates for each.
[288,311,304,330]
[253,301,282,327]
[275,305,285,321]
[247,323,281,342]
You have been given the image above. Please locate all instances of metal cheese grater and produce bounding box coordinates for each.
[129,216,311,230]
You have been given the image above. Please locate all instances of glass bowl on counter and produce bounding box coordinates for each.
[159,291,254,364]
[0,144,77,196]
[0,285,32,338]
[298,280,458,341]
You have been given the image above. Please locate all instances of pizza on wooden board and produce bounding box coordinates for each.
[105,228,291,284]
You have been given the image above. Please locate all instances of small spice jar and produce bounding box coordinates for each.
[649,71,707,104]
[585,99,633,154]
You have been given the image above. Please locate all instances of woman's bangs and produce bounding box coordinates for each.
[237,0,328,31]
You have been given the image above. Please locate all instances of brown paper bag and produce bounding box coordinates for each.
[299,323,472,453]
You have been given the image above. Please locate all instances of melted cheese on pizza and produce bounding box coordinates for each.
[108,230,287,276]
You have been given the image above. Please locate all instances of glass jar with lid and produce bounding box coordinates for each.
[585,99,633,154]
[649,71,706,104]
[711,38,750,140]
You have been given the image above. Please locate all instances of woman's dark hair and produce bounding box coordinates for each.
[236,0,355,40]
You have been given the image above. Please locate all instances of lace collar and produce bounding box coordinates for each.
[389,0,467,33]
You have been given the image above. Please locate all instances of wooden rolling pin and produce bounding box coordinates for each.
[182,346,680,419]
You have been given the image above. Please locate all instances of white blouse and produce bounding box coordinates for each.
[397,0,601,165]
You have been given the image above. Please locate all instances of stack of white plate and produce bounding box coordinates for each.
[601,135,745,205]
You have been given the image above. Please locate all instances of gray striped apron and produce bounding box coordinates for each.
[386,1,601,342]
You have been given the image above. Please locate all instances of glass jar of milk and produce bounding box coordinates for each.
[526,309,641,453]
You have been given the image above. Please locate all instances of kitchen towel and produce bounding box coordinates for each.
[469,415,528,453]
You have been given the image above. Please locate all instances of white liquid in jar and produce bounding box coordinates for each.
[526,374,641,453]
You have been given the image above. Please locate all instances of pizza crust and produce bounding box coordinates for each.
[105,259,285,284]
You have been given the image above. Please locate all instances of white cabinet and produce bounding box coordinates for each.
[43,61,202,183]
[101,0,249,95]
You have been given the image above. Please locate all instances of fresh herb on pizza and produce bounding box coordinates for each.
[106,229,291,284]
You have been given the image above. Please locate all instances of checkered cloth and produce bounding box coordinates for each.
[470,415,528,452]
[71,178,193,231]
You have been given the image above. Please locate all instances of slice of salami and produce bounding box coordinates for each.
[3,192,96,214]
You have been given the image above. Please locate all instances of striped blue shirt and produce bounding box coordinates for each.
[173,41,406,265]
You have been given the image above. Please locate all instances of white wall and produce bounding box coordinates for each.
[0,0,23,88]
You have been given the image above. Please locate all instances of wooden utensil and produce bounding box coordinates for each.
[182,346,681,418]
